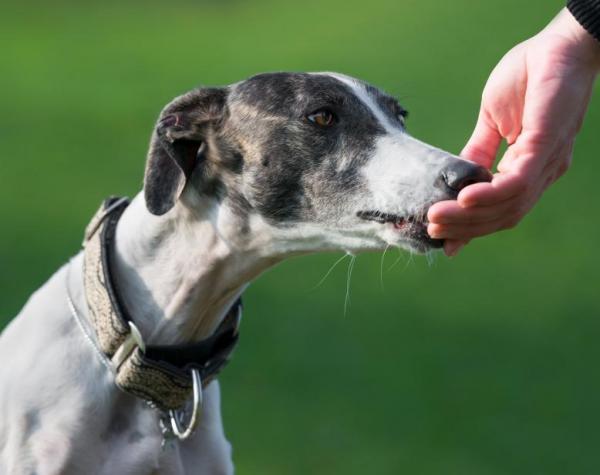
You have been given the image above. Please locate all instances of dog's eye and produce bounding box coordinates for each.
[397,109,408,127]
[307,109,336,127]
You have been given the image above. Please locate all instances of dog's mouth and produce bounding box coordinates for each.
[357,210,443,250]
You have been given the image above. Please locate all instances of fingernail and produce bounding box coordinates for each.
[447,243,466,257]
[458,198,474,208]
[428,224,440,238]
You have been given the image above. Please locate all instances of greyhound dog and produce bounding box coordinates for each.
[0,72,491,474]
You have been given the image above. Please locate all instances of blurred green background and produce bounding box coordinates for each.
[2,0,599,473]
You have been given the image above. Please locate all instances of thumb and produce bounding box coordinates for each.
[461,111,502,170]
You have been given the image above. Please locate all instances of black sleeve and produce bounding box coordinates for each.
[568,0,600,41]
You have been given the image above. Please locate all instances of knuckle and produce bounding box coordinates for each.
[481,87,502,108]
[481,88,493,104]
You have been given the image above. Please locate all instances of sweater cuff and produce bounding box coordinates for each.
[568,0,600,42]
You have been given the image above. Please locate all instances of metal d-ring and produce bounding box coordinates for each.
[169,369,203,440]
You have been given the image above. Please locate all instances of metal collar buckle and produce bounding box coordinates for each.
[159,369,203,446]
[111,322,146,370]
[112,322,203,442]
[169,369,203,440]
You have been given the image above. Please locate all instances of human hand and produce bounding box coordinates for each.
[427,8,600,256]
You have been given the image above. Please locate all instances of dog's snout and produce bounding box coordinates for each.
[440,160,492,195]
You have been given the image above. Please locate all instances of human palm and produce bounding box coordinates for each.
[427,8,600,256]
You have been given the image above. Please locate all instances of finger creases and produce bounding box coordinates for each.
[428,215,520,240]
[428,196,521,225]
[457,172,528,207]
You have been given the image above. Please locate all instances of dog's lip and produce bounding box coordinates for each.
[356,210,444,249]
[356,210,419,226]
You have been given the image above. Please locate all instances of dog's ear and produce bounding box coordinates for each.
[144,87,228,216]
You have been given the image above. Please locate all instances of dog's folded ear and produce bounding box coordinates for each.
[144,87,228,216]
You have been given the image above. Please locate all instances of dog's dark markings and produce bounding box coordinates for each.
[128,430,144,444]
[151,73,402,226]
[215,72,388,224]
[226,189,253,219]
[362,82,409,128]
[212,136,244,175]
[197,174,226,201]
[25,410,41,433]
[229,151,244,174]
[144,88,228,216]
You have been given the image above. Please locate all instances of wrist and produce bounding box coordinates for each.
[567,0,600,42]
[547,7,600,68]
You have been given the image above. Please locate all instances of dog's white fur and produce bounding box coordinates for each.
[0,73,463,474]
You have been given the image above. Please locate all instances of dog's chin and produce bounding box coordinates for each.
[357,210,444,254]
[399,235,444,254]
[388,224,444,254]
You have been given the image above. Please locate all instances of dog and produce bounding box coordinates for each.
[0,72,491,474]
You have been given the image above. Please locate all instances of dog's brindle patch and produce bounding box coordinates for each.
[161,73,408,224]
[224,73,388,223]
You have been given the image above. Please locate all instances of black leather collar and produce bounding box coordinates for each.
[82,196,241,411]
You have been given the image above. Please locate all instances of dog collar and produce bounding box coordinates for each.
[81,197,241,415]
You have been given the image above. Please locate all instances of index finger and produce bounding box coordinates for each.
[461,111,503,169]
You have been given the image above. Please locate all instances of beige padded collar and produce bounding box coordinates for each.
[82,197,241,411]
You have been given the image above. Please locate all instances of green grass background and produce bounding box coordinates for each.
[2,0,600,473]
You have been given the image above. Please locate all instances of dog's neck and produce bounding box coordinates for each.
[111,193,278,345]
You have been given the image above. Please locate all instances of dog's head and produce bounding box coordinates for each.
[144,72,490,255]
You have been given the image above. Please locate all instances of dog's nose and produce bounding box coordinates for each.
[440,160,492,195]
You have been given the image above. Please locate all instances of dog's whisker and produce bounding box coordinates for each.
[425,250,436,267]
[380,244,391,292]
[344,253,356,317]
[405,249,415,270]
[388,248,406,271]
[310,253,349,291]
